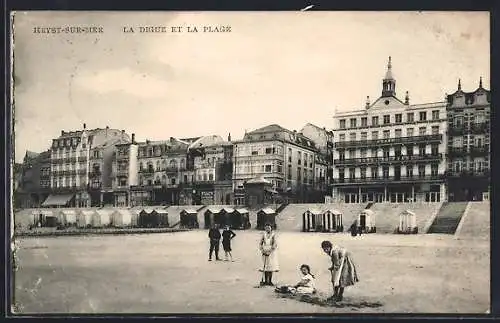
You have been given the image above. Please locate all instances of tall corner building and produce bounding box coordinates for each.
[331,57,447,203]
[446,78,490,201]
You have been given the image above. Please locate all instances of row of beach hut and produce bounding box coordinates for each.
[302,208,418,234]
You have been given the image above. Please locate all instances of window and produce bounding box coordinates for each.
[350,118,357,128]
[371,167,378,179]
[394,146,402,158]
[338,168,345,181]
[361,132,367,141]
[406,166,414,178]
[475,113,485,124]
[383,130,390,139]
[287,165,292,180]
[418,165,426,178]
[288,148,292,162]
[339,150,345,160]
[348,149,355,159]
[383,115,390,124]
[419,127,427,136]
[419,144,426,155]
[431,164,438,176]
[372,116,379,126]
[349,133,356,141]
[452,137,463,148]
[339,119,346,129]
[277,161,283,173]
[395,114,402,123]
[431,126,439,135]
[454,160,463,173]
[349,168,355,180]
[360,148,367,158]
[298,152,302,165]
[360,167,367,179]
[454,116,464,127]
[297,167,302,181]
[184,175,188,183]
[432,110,439,120]
[395,129,402,138]
[371,148,378,157]
[407,113,414,123]
[383,148,390,159]
[339,134,345,142]
[407,128,414,137]
[371,131,379,140]
[382,166,389,179]
[361,117,368,127]
[265,165,272,172]
[265,147,273,154]
[431,144,439,155]
[252,151,258,155]
[419,111,427,121]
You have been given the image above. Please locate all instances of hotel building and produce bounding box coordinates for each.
[45,124,130,208]
[232,124,321,204]
[446,79,490,201]
[332,57,447,203]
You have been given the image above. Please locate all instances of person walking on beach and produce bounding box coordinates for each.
[321,240,359,302]
[208,224,221,261]
[259,223,279,286]
[222,225,236,261]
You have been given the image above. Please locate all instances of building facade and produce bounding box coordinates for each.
[446,79,490,201]
[232,124,321,204]
[332,57,447,203]
[46,124,130,208]
[14,150,51,208]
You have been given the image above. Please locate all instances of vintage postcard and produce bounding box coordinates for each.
[10,11,490,314]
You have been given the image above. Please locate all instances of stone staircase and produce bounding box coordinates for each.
[427,202,469,234]
[455,202,490,240]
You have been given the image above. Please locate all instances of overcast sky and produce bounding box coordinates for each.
[12,11,489,162]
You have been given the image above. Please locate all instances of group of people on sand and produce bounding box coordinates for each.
[258,223,359,302]
[206,222,359,302]
[207,224,237,261]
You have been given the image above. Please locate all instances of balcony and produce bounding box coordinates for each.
[448,147,468,157]
[139,168,155,174]
[89,171,101,178]
[470,122,489,134]
[52,170,78,176]
[334,134,442,149]
[446,170,490,178]
[470,146,489,156]
[334,153,443,166]
[332,175,444,186]
[448,126,465,136]
[116,169,129,177]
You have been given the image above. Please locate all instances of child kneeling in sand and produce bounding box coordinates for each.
[275,264,317,295]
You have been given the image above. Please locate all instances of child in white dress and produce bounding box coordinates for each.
[275,264,317,295]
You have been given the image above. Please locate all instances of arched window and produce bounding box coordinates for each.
[147,162,154,172]
[161,160,167,171]
[156,160,161,171]
[169,159,177,169]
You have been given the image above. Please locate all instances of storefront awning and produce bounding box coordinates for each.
[42,194,74,207]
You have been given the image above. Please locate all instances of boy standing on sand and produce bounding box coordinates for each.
[208,224,222,261]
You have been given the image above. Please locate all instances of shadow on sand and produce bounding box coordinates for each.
[275,292,383,309]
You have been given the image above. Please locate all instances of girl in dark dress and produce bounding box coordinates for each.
[222,225,236,261]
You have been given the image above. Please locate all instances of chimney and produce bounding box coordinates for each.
[131,133,136,143]
[61,130,65,135]
[83,123,86,129]
[365,96,370,108]
[228,133,232,142]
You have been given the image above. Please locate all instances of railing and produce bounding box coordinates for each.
[332,174,444,185]
[139,168,155,173]
[52,170,79,176]
[334,153,443,166]
[470,122,489,134]
[446,170,490,178]
[334,134,442,148]
[470,146,489,156]
[448,126,465,136]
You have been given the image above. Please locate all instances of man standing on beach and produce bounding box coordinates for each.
[208,224,222,261]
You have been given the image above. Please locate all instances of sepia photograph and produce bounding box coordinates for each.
[10,11,490,314]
